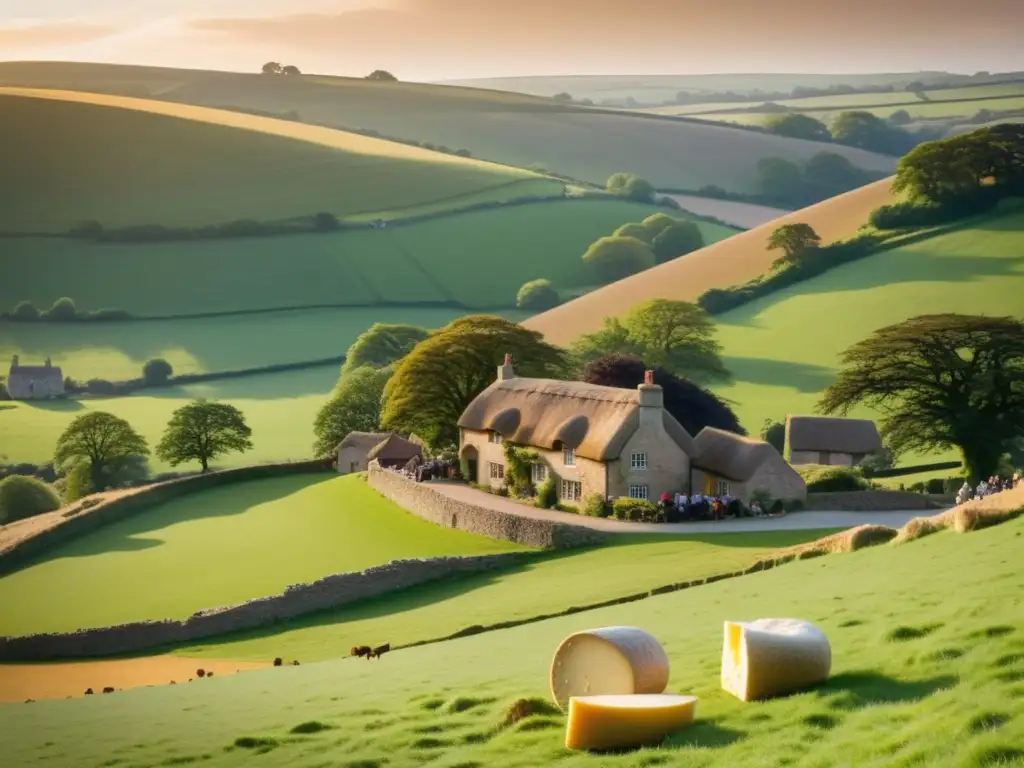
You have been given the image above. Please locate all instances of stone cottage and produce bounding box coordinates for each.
[336,431,421,474]
[785,415,883,466]
[457,356,805,505]
[6,356,65,400]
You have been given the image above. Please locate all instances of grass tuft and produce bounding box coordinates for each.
[887,624,943,642]
[967,712,1011,733]
[501,697,561,727]
[289,721,332,735]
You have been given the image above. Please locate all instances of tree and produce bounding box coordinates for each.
[764,114,832,142]
[818,314,1024,482]
[516,279,561,311]
[366,69,398,81]
[569,317,637,369]
[613,222,655,244]
[262,61,283,75]
[281,65,302,76]
[760,419,786,453]
[581,236,656,283]
[312,365,393,457]
[651,221,704,264]
[342,323,432,377]
[43,297,77,321]
[552,92,573,102]
[831,111,914,155]
[156,400,253,473]
[640,213,679,238]
[888,109,912,126]
[0,475,60,524]
[620,299,729,384]
[804,152,868,192]
[755,156,805,204]
[606,173,654,202]
[313,212,339,231]
[142,358,173,386]
[381,315,567,448]
[581,354,744,437]
[766,223,821,269]
[54,412,149,492]
[11,301,38,321]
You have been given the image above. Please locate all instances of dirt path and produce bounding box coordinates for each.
[0,655,269,703]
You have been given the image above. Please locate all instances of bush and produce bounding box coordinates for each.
[611,497,664,523]
[606,173,654,202]
[613,222,655,244]
[535,477,558,509]
[312,212,339,231]
[10,301,39,321]
[85,378,117,396]
[0,474,61,524]
[582,493,610,518]
[925,478,947,494]
[799,465,870,492]
[516,279,561,311]
[142,358,174,385]
[581,236,656,283]
[42,297,78,321]
[858,449,894,476]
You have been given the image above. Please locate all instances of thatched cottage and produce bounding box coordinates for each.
[336,431,422,474]
[785,415,884,466]
[6,356,65,400]
[457,356,805,504]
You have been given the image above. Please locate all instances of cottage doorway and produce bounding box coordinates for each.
[460,445,479,484]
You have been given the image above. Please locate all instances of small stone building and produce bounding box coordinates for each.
[365,434,423,470]
[785,415,883,467]
[6,356,65,400]
[457,356,805,505]
[336,431,422,474]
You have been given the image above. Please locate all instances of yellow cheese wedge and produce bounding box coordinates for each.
[550,626,670,711]
[565,694,698,751]
[721,618,831,701]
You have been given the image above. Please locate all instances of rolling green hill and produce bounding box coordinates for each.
[0,62,897,195]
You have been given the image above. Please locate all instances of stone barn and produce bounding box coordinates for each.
[336,431,423,474]
[6,356,65,400]
[691,428,807,503]
[365,434,423,470]
[785,415,884,467]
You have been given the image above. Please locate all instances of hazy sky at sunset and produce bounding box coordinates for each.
[2,0,1022,81]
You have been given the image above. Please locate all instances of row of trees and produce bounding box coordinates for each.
[764,111,920,156]
[260,63,397,81]
[755,152,880,208]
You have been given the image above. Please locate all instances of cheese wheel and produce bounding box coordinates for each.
[550,626,670,711]
[721,618,831,701]
[565,694,698,751]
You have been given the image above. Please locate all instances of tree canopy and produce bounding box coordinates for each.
[581,236,656,283]
[651,220,704,264]
[831,111,915,155]
[54,412,149,492]
[313,365,394,457]
[764,114,832,142]
[766,223,821,269]
[516,279,561,311]
[0,475,60,525]
[581,354,744,437]
[366,70,398,81]
[606,173,654,202]
[613,222,655,244]
[381,315,567,448]
[818,314,1024,482]
[142,358,173,385]
[343,323,432,377]
[261,62,282,75]
[156,400,254,473]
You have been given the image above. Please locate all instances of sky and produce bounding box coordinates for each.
[1,0,1022,82]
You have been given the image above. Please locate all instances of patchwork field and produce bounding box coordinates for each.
[0,200,732,316]
[2,514,1020,767]
[0,89,553,233]
[0,475,524,636]
[0,63,897,195]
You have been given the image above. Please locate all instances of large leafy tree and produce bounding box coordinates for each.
[818,314,1024,482]
[381,315,568,448]
[650,220,704,264]
[156,400,253,473]
[54,412,149,491]
[766,223,821,269]
[313,365,394,457]
[764,114,832,142]
[342,323,431,376]
[581,354,744,437]
[581,235,656,283]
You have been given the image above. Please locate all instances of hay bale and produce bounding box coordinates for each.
[893,516,945,545]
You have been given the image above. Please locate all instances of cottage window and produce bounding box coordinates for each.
[630,452,648,471]
[716,479,731,496]
[628,484,649,500]
[489,462,505,480]
[532,463,547,484]
[560,479,582,502]
[489,431,504,445]
[563,447,576,466]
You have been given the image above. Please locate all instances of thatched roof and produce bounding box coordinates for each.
[692,427,777,482]
[336,431,392,455]
[785,416,883,455]
[458,377,695,461]
[367,434,422,462]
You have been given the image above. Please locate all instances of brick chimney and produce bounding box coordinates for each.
[497,352,515,381]
[637,369,663,428]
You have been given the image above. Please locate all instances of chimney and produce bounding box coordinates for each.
[10,355,18,371]
[497,352,515,382]
[637,369,663,428]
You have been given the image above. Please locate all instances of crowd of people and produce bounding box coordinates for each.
[955,472,1021,506]
[657,492,785,522]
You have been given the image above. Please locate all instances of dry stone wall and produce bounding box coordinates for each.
[808,490,940,511]
[0,552,530,661]
[367,464,609,549]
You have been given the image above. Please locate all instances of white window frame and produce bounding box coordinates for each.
[532,463,547,484]
[489,462,505,481]
[489,431,504,444]
[563,447,576,466]
[560,479,582,502]
[630,452,648,471]
[716,479,731,496]
[628,484,649,500]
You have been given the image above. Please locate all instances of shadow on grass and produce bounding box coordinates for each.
[817,671,959,711]
[663,720,747,749]
[723,356,835,393]
[18,399,85,412]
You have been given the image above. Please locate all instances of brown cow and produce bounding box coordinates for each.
[371,643,391,659]
[351,645,373,659]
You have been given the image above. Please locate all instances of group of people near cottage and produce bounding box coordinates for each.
[657,491,785,522]
[955,472,1021,506]
[400,455,454,483]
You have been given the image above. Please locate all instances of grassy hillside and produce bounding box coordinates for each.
[0,63,897,195]
[0,88,556,233]
[1,514,1020,766]
[524,177,897,345]
[0,200,734,316]
[0,475,525,636]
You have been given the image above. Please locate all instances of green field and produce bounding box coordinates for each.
[0,475,525,635]
[710,210,1024,444]
[0,63,897,195]
[2,514,1020,767]
[178,529,833,663]
[0,200,734,316]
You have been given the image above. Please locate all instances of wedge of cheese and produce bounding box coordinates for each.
[550,626,670,711]
[721,618,831,701]
[565,694,698,751]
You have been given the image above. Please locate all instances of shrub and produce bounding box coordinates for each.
[651,221,704,264]
[611,497,663,523]
[85,378,117,396]
[312,212,339,231]
[516,279,561,311]
[925,478,946,494]
[142,358,174,386]
[42,297,78,321]
[10,301,39,321]
[0,475,61,524]
[858,449,894,476]
[799,465,870,492]
[535,477,558,509]
[582,493,611,518]
[606,173,654,202]
[613,222,655,244]
[581,236,656,283]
